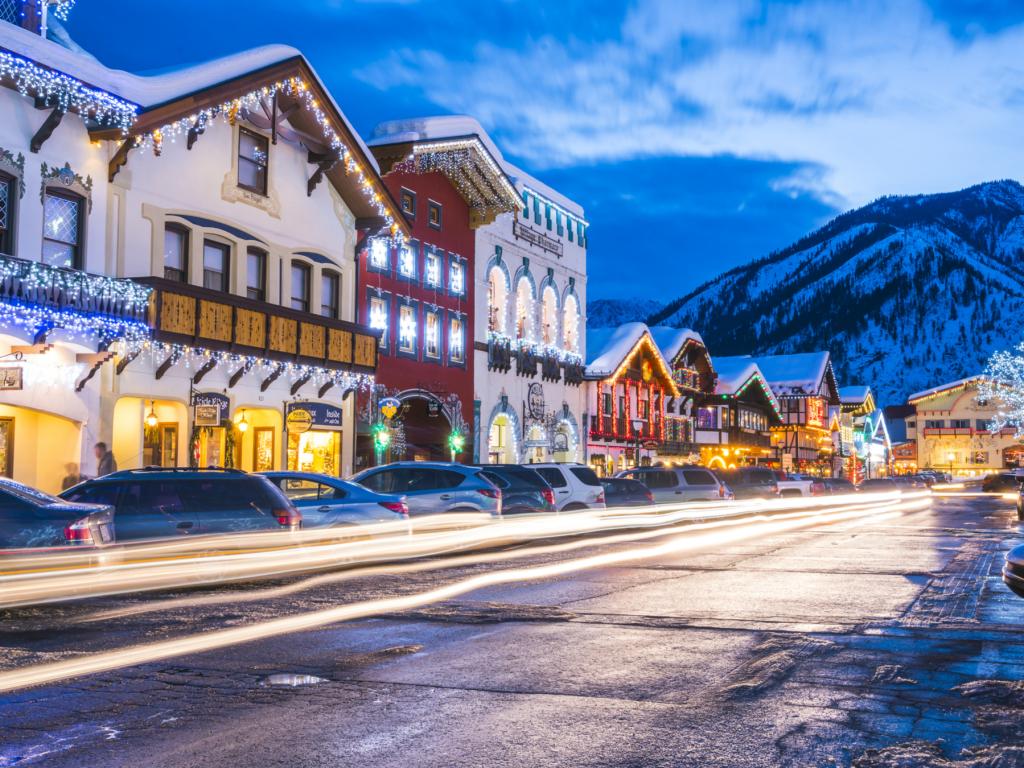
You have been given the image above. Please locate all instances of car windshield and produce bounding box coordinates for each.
[0,478,60,506]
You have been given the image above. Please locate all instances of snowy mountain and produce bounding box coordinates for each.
[647,180,1024,407]
[587,298,664,328]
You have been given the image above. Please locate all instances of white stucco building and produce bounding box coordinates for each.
[0,5,398,489]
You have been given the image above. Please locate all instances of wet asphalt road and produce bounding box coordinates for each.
[3,495,1024,767]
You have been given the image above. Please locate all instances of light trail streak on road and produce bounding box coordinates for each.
[82,497,903,623]
[0,493,930,693]
[0,493,922,609]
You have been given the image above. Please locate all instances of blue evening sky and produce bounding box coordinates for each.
[65,1,1024,303]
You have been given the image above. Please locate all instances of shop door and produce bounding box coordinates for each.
[0,418,12,478]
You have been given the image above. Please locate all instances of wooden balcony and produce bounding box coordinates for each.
[136,277,380,375]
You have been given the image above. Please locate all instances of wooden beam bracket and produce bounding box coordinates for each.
[74,351,114,392]
[290,374,311,396]
[191,358,218,385]
[31,107,66,153]
[260,365,285,392]
[317,381,335,399]
[116,348,140,375]
[108,139,134,183]
[155,350,182,380]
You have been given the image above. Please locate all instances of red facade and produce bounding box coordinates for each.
[357,169,475,462]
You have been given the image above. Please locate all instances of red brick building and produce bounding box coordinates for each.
[357,132,521,466]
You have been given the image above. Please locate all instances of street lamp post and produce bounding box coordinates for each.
[631,418,644,469]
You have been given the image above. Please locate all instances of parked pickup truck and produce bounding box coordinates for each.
[774,472,827,498]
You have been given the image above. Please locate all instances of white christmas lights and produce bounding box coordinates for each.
[135,78,396,232]
[0,49,137,132]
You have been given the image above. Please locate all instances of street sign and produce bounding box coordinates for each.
[285,408,313,434]
[782,453,794,471]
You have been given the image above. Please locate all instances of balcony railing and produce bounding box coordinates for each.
[136,277,380,373]
[541,352,561,382]
[922,427,1014,437]
[487,336,512,372]
[515,345,538,377]
[0,253,150,326]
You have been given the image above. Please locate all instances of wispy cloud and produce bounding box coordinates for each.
[356,0,1024,208]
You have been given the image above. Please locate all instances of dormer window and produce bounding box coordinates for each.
[238,128,269,195]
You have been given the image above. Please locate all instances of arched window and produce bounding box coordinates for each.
[488,266,507,334]
[515,278,534,340]
[541,285,558,346]
[563,294,580,353]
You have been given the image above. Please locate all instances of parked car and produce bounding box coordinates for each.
[858,478,901,491]
[600,477,654,508]
[714,467,779,499]
[259,471,408,526]
[473,465,555,515]
[982,473,1024,494]
[530,463,607,511]
[1003,543,1024,596]
[774,472,827,497]
[0,477,113,548]
[822,477,857,494]
[893,475,928,489]
[351,462,501,516]
[61,468,300,542]
[615,466,728,503]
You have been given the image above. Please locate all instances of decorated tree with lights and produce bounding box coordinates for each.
[979,342,1024,436]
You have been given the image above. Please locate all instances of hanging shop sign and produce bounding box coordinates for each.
[427,399,441,418]
[0,367,23,390]
[379,396,401,421]
[193,392,229,426]
[287,401,342,431]
[806,397,825,428]
[527,383,545,420]
[553,431,569,452]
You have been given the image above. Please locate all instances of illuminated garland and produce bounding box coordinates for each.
[121,340,376,393]
[0,49,137,132]
[487,330,582,365]
[48,0,76,21]
[135,77,397,234]
[0,255,152,312]
[0,300,150,344]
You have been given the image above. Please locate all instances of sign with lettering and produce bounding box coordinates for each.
[0,367,23,390]
[193,392,229,426]
[287,401,343,430]
[513,220,563,257]
[806,397,825,428]
[527,383,545,420]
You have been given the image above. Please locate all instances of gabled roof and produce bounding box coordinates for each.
[368,114,584,221]
[648,326,705,366]
[711,356,782,419]
[907,375,984,404]
[0,21,404,230]
[839,385,875,415]
[752,351,840,403]
[584,322,679,395]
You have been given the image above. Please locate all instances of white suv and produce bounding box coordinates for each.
[531,464,607,511]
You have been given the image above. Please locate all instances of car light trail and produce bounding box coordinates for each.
[0,493,930,693]
[0,492,923,609]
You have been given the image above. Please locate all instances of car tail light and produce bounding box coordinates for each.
[64,517,93,544]
[718,485,726,498]
[595,491,606,505]
[541,488,556,507]
[379,501,409,517]
[275,507,302,529]
[477,487,501,500]
[645,490,654,502]
[810,482,826,496]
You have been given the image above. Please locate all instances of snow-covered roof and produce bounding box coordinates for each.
[586,323,648,377]
[752,351,834,397]
[711,356,760,394]
[907,375,984,403]
[368,114,584,218]
[0,20,380,172]
[648,326,704,365]
[839,385,871,405]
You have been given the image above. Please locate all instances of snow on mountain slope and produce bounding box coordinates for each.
[648,180,1024,406]
[587,298,664,328]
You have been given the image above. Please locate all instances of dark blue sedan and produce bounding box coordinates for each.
[0,477,113,548]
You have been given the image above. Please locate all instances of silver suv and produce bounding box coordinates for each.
[530,463,607,511]
[352,462,501,516]
[615,466,727,503]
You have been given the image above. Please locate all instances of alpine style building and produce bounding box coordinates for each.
[0,3,395,489]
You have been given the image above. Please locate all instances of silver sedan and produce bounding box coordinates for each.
[258,472,408,527]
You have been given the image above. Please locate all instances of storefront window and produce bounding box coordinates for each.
[288,430,341,476]
[697,407,718,430]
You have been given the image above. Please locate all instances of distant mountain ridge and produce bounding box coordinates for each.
[646,179,1024,407]
[587,298,663,329]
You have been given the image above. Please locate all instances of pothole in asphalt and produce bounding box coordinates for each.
[260,674,327,687]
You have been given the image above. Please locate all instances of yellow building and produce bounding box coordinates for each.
[908,376,1024,476]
